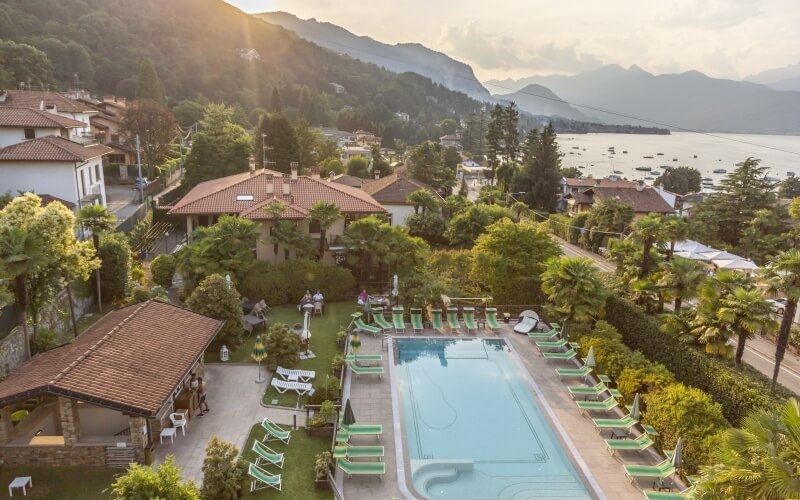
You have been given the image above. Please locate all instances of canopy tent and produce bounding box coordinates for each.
[714,259,759,271]
[700,250,742,261]
[671,240,716,254]
[674,251,712,261]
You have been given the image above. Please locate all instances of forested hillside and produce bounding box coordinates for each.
[0,0,481,143]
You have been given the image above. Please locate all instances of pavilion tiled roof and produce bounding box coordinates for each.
[0,301,222,416]
[0,90,96,114]
[0,136,111,162]
[362,172,442,204]
[0,107,86,129]
[170,170,385,217]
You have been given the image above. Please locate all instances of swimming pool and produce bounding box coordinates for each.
[396,338,591,499]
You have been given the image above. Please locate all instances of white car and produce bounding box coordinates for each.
[768,298,787,315]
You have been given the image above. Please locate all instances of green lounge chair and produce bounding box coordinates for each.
[576,396,619,414]
[352,313,382,337]
[624,459,676,482]
[528,329,558,341]
[542,349,577,361]
[430,308,444,333]
[248,462,282,492]
[536,337,569,351]
[592,414,638,431]
[260,417,291,444]
[568,382,610,399]
[252,440,285,468]
[446,307,461,333]
[347,361,384,379]
[555,365,592,378]
[410,308,424,334]
[340,423,383,441]
[372,308,393,331]
[337,458,386,479]
[485,307,500,332]
[605,433,654,455]
[462,307,478,334]
[333,444,385,461]
[644,491,687,499]
[345,353,383,364]
[392,306,405,333]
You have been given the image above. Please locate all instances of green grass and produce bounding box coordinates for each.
[240,423,333,499]
[0,466,118,499]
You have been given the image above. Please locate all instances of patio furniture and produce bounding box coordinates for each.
[169,412,188,436]
[576,396,619,414]
[568,382,611,399]
[276,366,316,382]
[345,353,383,363]
[252,440,285,468]
[542,349,577,361]
[410,308,424,334]
[624,459,676,482]
[556,365,592,378]
[270,378,314,396]
[347,361,384,379]
[248,462,282,492]
[392,306,405,334]
[430,308,444,333]
[527,329,558,342]
[446,307,461,333]
[592,414,638,431]
[313,301,323,316]
[261,417,292,444]
[513,316,538,334]
[641,424,660,436]
[536,338,569,351]
[160,427,177,444]
[462,307,478,334]
[8,476,32,497]
[484,307,500,332]
[644,491,687,499]
[605,434,654,455]
[333,444,385,461]
[372,308,393,331]
[352,314,382,337]
[337,458,386,479]
[339,422,383,440]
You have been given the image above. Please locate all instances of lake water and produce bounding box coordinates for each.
[557,132,800,185]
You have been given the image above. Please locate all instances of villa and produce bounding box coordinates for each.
[562,178,675,218]
[361,166,442,226]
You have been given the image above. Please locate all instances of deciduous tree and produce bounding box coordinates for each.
[110,455,198,500]
[184,105,252,187]
[653,166,701,195]
[200,437,245,500]
[186,274,244,347]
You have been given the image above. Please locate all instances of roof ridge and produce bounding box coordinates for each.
[307,176,385,210]
[47,301,151,385]
[179,170,274,212]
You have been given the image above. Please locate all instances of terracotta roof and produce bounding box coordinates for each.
[0,107,86,129]
[0,136,111,162]
[0,90,96,114]
[362,172,442,204]
[0,301,222,416]
[565,178,639,189]
[330,174,364,188]
[170,170,385,217]
[571,186,674,214]
[39,194,76,210]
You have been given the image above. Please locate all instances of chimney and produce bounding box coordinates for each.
[290,162,298,181]
[637,180,644,192]
[374,170,381,180]
[310,166,320,180]
[282,175,291,195]
[595,179,601,186]
[266,173,274,194]
[248,156,256,176]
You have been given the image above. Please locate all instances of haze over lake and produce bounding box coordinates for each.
[557,132,800,185]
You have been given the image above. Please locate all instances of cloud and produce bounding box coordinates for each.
[656,0,764,29]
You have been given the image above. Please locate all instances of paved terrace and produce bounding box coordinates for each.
[341,321,651,500]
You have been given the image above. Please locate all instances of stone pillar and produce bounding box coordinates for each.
[129,416,147,464]
[58,397,81,446]
[0,406,14,444]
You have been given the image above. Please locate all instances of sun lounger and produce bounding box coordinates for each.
[484,307,500,332]
[353,314,382,337]
[372,308,393,331]
[576,396,619,414]
[430,308,444,333]
[513,316,538,334]
[556,365,593,378]
[260,417,291,444]
[252,440,285,468]
[605,433,654,455]
[392,306,405,333]
[462,307,478,334]
[624,459,676,481]
[446,307,461,333]
[410,308,424,334]
[333,444,385,461]
[542,349,577,361]
[248,462,282,492]
[643,491,687,500]
[270,377,314,396]
[592,414,638,431]
[276,366,315,382]
[347,361,384,379]
[536,337,569,351]
[337,458,386,479]
[527,327,558,341]
[345,353,383,364]
[568,381,611,399]
[338,423,383,441]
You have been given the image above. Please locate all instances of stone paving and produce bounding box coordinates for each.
[153,364,306,485]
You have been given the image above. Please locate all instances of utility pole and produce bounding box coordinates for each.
[136,134,144,203]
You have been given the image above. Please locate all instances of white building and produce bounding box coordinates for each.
[0,136,111,208]
[394,111,410,122]
[342,146,372,162]
[361,167,443,226]
[0,107,86,148]
[0,90,98,141]
[329,83,347,94]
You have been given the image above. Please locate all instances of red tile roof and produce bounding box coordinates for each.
[0,90,95,114]
[0,107,86,129]
[0,301,223,416]
[170,170,385,217]
[568,186,674,214]
[362,172,441,204]
[39,194,76,210]
[0,136,111,162]
[565,178,639,188]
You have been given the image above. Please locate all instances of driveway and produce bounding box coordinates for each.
[105,185,142,224]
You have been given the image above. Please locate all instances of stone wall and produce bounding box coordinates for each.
[0,327,27,380]
[0,444,106,466]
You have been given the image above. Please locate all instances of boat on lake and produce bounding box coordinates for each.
[788,171,795,177]
[656,152,664,156]
[702,177,713,182]
[622,150,628,154]
[635,166,652,171]
[643,155,654,159]
[713,169,727,174]
[612,169,623,174]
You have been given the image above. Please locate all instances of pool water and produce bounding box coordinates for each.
[396,338,591,499]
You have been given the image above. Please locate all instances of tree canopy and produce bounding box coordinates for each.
[135,57,164,103]
[184,105,252,188]
[654,166,702,195]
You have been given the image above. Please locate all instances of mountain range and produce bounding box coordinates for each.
[746,62,800,92]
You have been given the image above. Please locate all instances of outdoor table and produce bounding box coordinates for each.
[243,314,266,328]
[8,476,32,497]
[160,427,177,444]
[241,298,259,313]
[610,429,628,440]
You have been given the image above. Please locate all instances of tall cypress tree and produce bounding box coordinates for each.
[254,112,299,173]
[502,102,520,164]
[269,87,283,113]
[136,58,164,103]
[513,123,561,212]
[485,104,504,184]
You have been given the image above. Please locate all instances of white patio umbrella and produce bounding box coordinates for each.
[672,240,716,253]
[714,259,759,271]
[671,437,683,469]
[301,311,311,354]
[630,393,641,421]
[701,250,741,260]
[584,346,596,368]
[391,274,399,305]
[674,251,711,261]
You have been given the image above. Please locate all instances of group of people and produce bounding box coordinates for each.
[298,289,324,311]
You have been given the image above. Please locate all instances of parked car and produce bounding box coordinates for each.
[768,298,787,315]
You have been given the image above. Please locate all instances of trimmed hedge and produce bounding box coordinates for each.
[239,260,356,306]
[548,212,588,245]
[605,295,792,425]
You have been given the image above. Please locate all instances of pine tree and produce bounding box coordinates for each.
[485,104,504,184]
[254,112,299,173]
[512,123,561,212]
[270,86,283,113]
[502,102,520,163]
[135,57,164,103]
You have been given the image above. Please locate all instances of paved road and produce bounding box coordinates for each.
[552,236,800,396]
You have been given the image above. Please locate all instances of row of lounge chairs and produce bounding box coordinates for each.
[353,307,502,336]
[336,416,386,479]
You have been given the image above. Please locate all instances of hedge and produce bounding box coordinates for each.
[548,213,588,245]
[605,295,792,425]
[239,260,356,306]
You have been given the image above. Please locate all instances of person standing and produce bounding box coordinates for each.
[197,376,210,416]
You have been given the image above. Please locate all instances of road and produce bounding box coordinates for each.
[552,236,800,396]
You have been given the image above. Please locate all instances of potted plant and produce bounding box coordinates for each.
[306,400,337,437]
[335,328,347,348]
[331,354,345,374]
[313,451,332,489]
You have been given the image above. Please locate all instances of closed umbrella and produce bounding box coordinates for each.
[584,346,596,368]
[630,392,641,421]
[301,311,311,355]
[392,274,399,305]
[671,437,683,469]
[342,399,356,426]
[560,321,569,341]
[251,335,267,383]
[350,329,361,362]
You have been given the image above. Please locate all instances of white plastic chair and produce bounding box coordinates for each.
[169,412,187,436]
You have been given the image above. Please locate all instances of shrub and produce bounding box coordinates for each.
[151,253,177,287]
[617,366,675,398]
[407,212,447,245]
[98,232,131,303]
[548,213,588,245]
[186,274,244,347]
[200,437,246,500]
[110,455,199,500]
[335,328,347,348]
[580,336,634,381]
[31,328,59,354]
[308,376,341,405]
[238,260,356,306]
[331,354,345,373]
[314,451,332,481]
[642,383,729,474]
[263,323,300,370]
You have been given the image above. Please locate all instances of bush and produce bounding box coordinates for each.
[308,400,337,428]
[110,455,199,500]
[331,354,345,374]
[580,336,634,381]
[606,296,792,424]
[263,323,300,370]
[335,328,347,348]
[31,328,59,354]
[407,212,447,245]
[99,232,132,303]
[617,366,675,398]
[200,437,246,500]
[238,260,356,306]
[314,451,332,481]
[308,376,341,405]
[151,253,177,287]
[186,274,244,347]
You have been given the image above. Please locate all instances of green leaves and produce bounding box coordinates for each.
[541,256,607,324]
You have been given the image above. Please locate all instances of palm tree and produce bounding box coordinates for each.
[656,256,706,312]
[406,190,439,215]
[541,256,607,325]
[631,214,666,278]
[77,204,115,312]
[717,287,778,368]
[662,216,688,261]
[307,201,342,260]
[693,398,800,499]
[763,249,800,389]
[692,270,754,358]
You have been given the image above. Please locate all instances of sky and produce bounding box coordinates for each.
[224,0,800,82]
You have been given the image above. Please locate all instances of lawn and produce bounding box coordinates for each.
[0,466,119,499]
[240,423,333,499]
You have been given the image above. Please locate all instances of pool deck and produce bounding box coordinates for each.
[340,322,654,500]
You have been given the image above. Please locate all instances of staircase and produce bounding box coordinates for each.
[105,446,136,468]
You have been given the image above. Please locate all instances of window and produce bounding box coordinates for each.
[95,164,100,181]
[236,194,254,201]
[24,128,35,139]
[79,170,86,197]
[309,220,321,234]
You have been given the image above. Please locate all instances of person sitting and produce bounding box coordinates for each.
[298,290,313,311]
[313,290,324,303]
[357,289,369,306]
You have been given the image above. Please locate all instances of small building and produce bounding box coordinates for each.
[0,107,86,148]
[677,192,707,217]
[238,48,261,61]
[330,174,365,189]
[564,181,675,219]
[329,83,347,94]
[362,167,442,226]
[394,111,410,122]
[0,301,222,467]
[342,145,372,162]
[0,136,111,208]
[439,134,462,151]
[79,96,135,165]
[0,90,98,141]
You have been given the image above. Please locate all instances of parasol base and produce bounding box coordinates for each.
[299,351,316,360]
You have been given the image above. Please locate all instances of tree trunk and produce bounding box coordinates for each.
[93,234,103,313]
[734,328,747,368]
[14,275,31,360]
[772,298,797,390]
[65,282,79,338]
[674,297,682,313]
[667,240,675,261]
[318,229,326,261]
[640,238,652,278]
